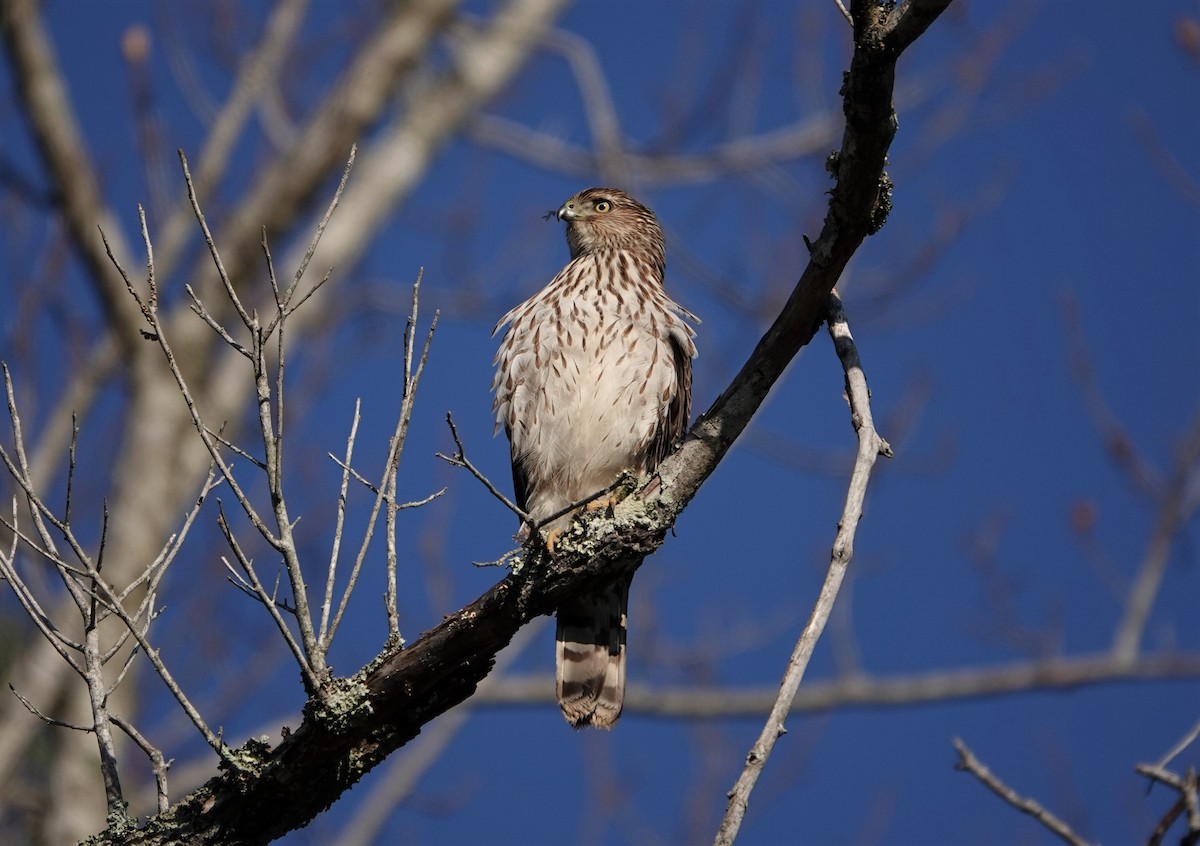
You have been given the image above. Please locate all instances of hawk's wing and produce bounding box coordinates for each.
[646,327,693,471]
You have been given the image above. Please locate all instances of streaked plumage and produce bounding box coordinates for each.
[491,187,697,728]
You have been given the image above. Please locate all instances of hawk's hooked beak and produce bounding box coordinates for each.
[542,199,578,222]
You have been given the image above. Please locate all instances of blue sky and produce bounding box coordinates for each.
[2,1,1199,844]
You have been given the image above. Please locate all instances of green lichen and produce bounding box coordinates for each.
[219,735,274,780]
[305,675,373,733]
[106,805,133,835]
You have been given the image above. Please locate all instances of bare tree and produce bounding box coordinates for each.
[0,1,1196,844]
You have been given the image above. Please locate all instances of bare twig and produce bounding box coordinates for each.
[1138,760,1200,845]
[1157,716,1200,770]
[321,400,361,647]
[436,413,532,528]
[386,275,438,642]
[834,0,854,27]
[325,275,438,648]
[185,283,251,358]
[533,476,633,532]
[110,713,171,815]
[271,144,357,329]
[1113,408,1200,662]
[714,292,890,846]
[9,685,91,732]
[215,506,317,690]
[325,455,445,511]
[954,738,1095,846]
[102,224,283,551]
[201,425,265,470]
[179,150,254,330]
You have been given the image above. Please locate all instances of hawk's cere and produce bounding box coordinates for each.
[492,188,697,729]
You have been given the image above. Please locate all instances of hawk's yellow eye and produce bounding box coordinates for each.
[594,200,612,213]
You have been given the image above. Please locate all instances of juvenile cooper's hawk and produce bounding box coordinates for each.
[492,188,697,729]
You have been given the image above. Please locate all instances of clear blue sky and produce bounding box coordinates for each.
[3,2,1199,844]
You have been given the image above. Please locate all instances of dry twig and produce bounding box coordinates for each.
[714,292,891,846]
[954,738,1095,846]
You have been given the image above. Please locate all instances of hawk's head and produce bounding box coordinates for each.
[552,188,665,266]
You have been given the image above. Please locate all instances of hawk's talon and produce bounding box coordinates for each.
[543,526,565,553]
[583,492,620,514]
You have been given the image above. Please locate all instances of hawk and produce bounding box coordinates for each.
[492,188,697,729]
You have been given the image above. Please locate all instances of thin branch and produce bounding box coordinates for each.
[105,228,283,551]
[1114,408,1200,662]
[325,456,445,511]
[1138,761,1200,845]
[469,651,1200,716]
[185,283,252,358]
[0,526,86,665]
[111,713,171,815]
[1157,717,1200,770]
[714,293,890,846]
[321,400,361,647]
[216,505,319,692]
[436,413,532,527]
[82,577,126,820]
[1149,796,1188,846]
[834,0,853,27]
[118,467,221,611]
[954,738,1094,846]
[245,223,325,676]
[179,150,254,330]
[533,476,633,532]
[64,413,78,524]
[1140,763,1188,791]
[201,425,265,470]
[326,281,438,648]
[270,144,357,331]
[386,275,437,641]
[9,685,92,732]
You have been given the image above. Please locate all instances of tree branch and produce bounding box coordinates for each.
[714,292,891,846]
[469,651,1200,717]
[954,738,1095,846]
